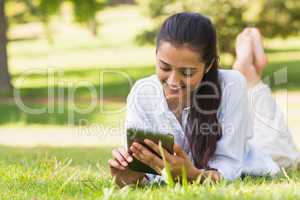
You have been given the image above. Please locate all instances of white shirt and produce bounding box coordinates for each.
[124,69,280,181]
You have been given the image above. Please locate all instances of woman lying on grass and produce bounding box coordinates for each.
[108,12,300,187]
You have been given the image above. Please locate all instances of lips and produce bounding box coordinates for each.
[163,81,185,94]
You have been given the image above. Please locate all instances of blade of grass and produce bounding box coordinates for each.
[158,141,174,187]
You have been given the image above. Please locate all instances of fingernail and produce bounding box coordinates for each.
[122,161,128,166]
[127,156,133,162]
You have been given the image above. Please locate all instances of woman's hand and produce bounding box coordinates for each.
[108,147,146,187]
[130,139,202,181]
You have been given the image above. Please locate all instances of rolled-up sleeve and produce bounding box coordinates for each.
[208,72,252,181]
[125,80,151,131]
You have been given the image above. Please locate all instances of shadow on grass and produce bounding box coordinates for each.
[0,101,125,126]
[1,66,155,126]
[11,66,155,99]
[266,47,300,53]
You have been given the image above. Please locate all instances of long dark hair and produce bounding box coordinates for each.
[156,12,222,169]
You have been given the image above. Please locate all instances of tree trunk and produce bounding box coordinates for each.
[0,0,12,95]
[88,17,98,37]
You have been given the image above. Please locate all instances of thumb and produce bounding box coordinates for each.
[173,144,188,158]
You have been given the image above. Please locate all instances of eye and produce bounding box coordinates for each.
[182,69,195,77]
[159,63,171,71]
[160,66,171,72]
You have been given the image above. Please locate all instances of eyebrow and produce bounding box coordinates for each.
[159,59,197,69]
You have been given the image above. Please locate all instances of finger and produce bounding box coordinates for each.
[118,147,133,163]
[112,149,128,167]
[144,139,160,154]
[144,139,173,160]
[133,141,170,160]
[129,144,140,154]
[173,144,188,158]
[108,159,125,171]
[131,143,164,172]
[132,151,164,174]
[132,142,155,158]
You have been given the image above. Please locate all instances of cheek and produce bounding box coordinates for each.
[183,75,203,91]
[156,67,168,81]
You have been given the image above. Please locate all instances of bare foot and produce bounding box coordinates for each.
[250,28,268,75]
[233,28,261,88]
[234,28,253,67]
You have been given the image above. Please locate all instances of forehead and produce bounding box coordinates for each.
[157,42,203,67]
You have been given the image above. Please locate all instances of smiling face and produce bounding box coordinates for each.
[156,41,208,106]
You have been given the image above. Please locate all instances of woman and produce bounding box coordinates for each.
[108,12,300,187]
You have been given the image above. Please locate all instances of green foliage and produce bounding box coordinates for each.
[256,0,300,38]
[71,0,104,23]
[136,0,300,54]
[197,0,247,53]
[70,0,107,35]
[6,0,108,37]
[134,0,175,46]
[6,0,62,23]
[38,0,62,21]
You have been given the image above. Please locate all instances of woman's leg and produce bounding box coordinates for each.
[233,28,300,169]
[251,28,268,75]
[233,28,261,88]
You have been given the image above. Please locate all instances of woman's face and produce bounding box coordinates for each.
[156,41,207,104]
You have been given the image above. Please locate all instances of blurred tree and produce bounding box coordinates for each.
[0,0,108,94]
[136,0,300,54]
[255,0,300,38]
[71,0,107,36]
[0,0,12,94]
[5,0,63,43]
[32,0,62,43]
[6,0,108,42]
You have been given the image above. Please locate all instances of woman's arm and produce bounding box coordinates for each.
[109,80,152,187]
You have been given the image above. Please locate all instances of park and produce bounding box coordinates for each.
[0,0,299,199]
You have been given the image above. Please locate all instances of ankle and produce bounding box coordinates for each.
[254,55,268,69]
[233,64,261,88]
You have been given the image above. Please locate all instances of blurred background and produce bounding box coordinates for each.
[0,0,299,176]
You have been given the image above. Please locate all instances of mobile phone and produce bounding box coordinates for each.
[126,128,174,175]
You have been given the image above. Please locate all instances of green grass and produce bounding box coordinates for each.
[11,66,155,98]
[0,101,125,126]
[0,66,154,126]
[0,145,299,199]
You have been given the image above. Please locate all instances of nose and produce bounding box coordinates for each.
[167,71,181,87]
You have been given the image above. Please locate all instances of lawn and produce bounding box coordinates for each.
[0,145,299,199]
